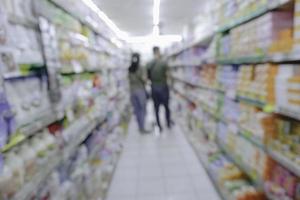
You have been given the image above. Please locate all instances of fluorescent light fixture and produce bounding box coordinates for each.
[82,0,128,39]
[126,35,182,44]
[111,38,123,48]
[153,0,160,25]
[153,25,160,36]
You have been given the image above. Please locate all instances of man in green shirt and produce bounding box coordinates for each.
[147,47,171,132]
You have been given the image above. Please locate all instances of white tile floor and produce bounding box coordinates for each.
[106,120,221,200]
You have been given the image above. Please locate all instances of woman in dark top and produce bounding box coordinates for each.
[128,53,148,134]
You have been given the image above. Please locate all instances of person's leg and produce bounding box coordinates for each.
[162,86,171,128]
[152,87,162,131]
[131,92,144,131]
[136,90,147,131]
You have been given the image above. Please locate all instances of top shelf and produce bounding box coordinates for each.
[46,0,120,48]
[166,32,214,59]
[8,14,39,30]
[217,0,292,33]
[166,0,292,59]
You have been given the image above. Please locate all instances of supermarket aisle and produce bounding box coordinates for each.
[106,120,220,200]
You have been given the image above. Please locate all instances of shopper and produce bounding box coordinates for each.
[147,47,172,132]
[128,53,148,134]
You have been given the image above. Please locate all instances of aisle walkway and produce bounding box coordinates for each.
[106,119,220,200]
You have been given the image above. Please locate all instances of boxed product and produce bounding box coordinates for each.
[237,64,278,104]
[209,153,266,200]
[276,65,300,113]
[271,118,300,165]
[265,163,300,200]
[293,0,300,51]
[220,10,294,58]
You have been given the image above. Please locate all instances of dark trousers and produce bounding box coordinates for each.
[151,85,171,130]
[131,89,147,131]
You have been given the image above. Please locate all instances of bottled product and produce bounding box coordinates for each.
[18,144,37,181]
[0,163,14,198]
[0,152,25,197]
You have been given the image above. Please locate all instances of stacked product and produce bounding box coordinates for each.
[216,65,239,97]
[199,64,217,87]
[219,11,294,59]
[270,118,300,165]
[1,0,43,66]
[218,35,231,59]
[216,0,268,29]
[293,0,300,52]
[0,82,14,149]
[59,73,106,125]
[33,126,124,200]
[221,97,240,123]
[239,104,277,144]
[4,74,52,130]
[276,65,300,114]
[195,89,219,114]
[169,47,207,67]
[0,131,58,199]
[265,163,300,200]
[237,64,278,104]
[209,154,266,200]
[172,63,202,85]
[0,0,130,199]
[286,76,300,112]
[217,123,273,182]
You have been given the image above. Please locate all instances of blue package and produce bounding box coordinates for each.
[0,154,3,173]
[0,92,8,148]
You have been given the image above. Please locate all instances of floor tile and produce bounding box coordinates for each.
[137,178,165,196]
[165,176,194,194]
[106,120,220,200]
[162,164,189,177]
[106,195,135,200]
[136,195,165,200]
[108,179,137,196]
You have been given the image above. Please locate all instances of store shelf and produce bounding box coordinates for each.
[49,0,115,46]
[238,127,266,151]
[276,107,300,121]
[8,14,39,29]
[12,110,107,200]
[101,151,123,200]
[193,105,300,190]
[217,50,300,65]
[217,139,264,189]
[3,71,41,80]
[217,0,291,33]
[166,32,214,58]
[12,150,61,200]
[172,87,195,104]
[268,148,300,177]
[185,134,228,200]
[58,31,110,55]
[171,75,221,93]
[60,69,103,76]
[175,77,300,122]
[1,111,59,153]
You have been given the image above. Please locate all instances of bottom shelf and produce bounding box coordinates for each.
[184,132,232,200]
[183,127,267,200]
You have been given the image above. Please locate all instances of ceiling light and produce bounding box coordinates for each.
[153,25,160,36]
[126,35,182,44]
[82,0,128,39]
[153,0,160,26]
[111,38,123,48]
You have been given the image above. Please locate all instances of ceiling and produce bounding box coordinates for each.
[95,0,206,36]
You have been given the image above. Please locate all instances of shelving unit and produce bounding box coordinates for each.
[168,0,300,199]
[0,0,131,199]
